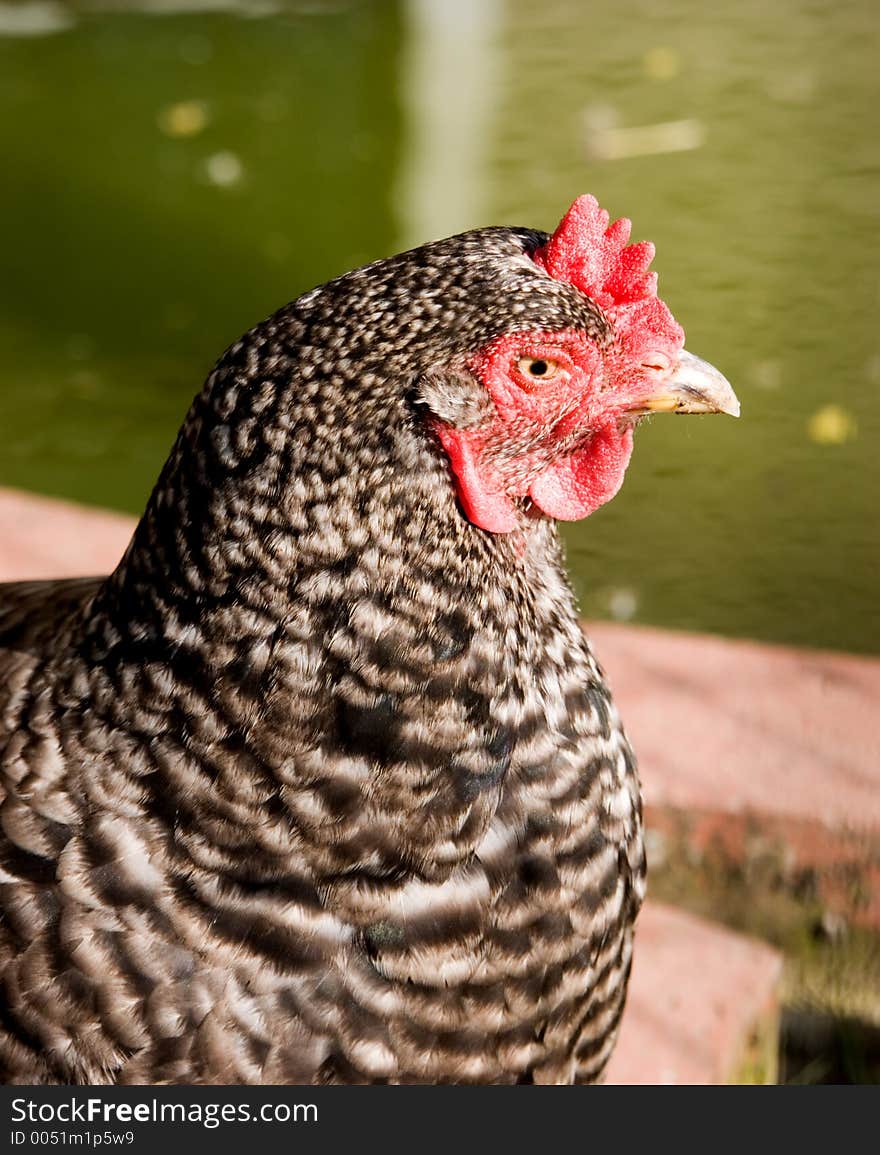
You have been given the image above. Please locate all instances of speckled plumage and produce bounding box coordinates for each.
[0,224,646,1085]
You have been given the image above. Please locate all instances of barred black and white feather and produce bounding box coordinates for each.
[0,225,645,1085]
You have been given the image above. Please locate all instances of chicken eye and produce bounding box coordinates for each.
[517,356,561,382]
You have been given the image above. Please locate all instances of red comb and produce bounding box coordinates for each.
[533,195,684,353]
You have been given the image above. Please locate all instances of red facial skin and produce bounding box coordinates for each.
[433,196,686,534]
[435,328,670,533]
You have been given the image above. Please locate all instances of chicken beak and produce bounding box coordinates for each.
[632,350,740,417]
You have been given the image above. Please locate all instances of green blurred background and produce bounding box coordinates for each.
[1,0,877,653]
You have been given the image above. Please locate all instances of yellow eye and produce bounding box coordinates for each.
[517,356,562,382]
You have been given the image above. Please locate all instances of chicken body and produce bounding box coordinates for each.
[0,211,730,1084]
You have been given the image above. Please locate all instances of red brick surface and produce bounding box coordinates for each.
[587,621,880,928]
[604,901,782,1085]
[0,487,135,581]
[587,621,880,835]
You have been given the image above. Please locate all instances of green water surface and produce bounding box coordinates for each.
[1,0,877,653]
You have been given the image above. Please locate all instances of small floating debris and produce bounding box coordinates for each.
[609,588,639,622]
[203,150,244,187]
[585,110,705,162]
[642,46,680,81]
[807,404,857,445]
[92,1,281,15]
[750,359,782,391]
[766,69,816,105]
[158,100,210,138]
[0,1,73,37]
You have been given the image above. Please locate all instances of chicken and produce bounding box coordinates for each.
[0,196,738,1085]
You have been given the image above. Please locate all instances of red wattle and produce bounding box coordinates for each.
[528,427,634,521]
[434,425,518,533]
